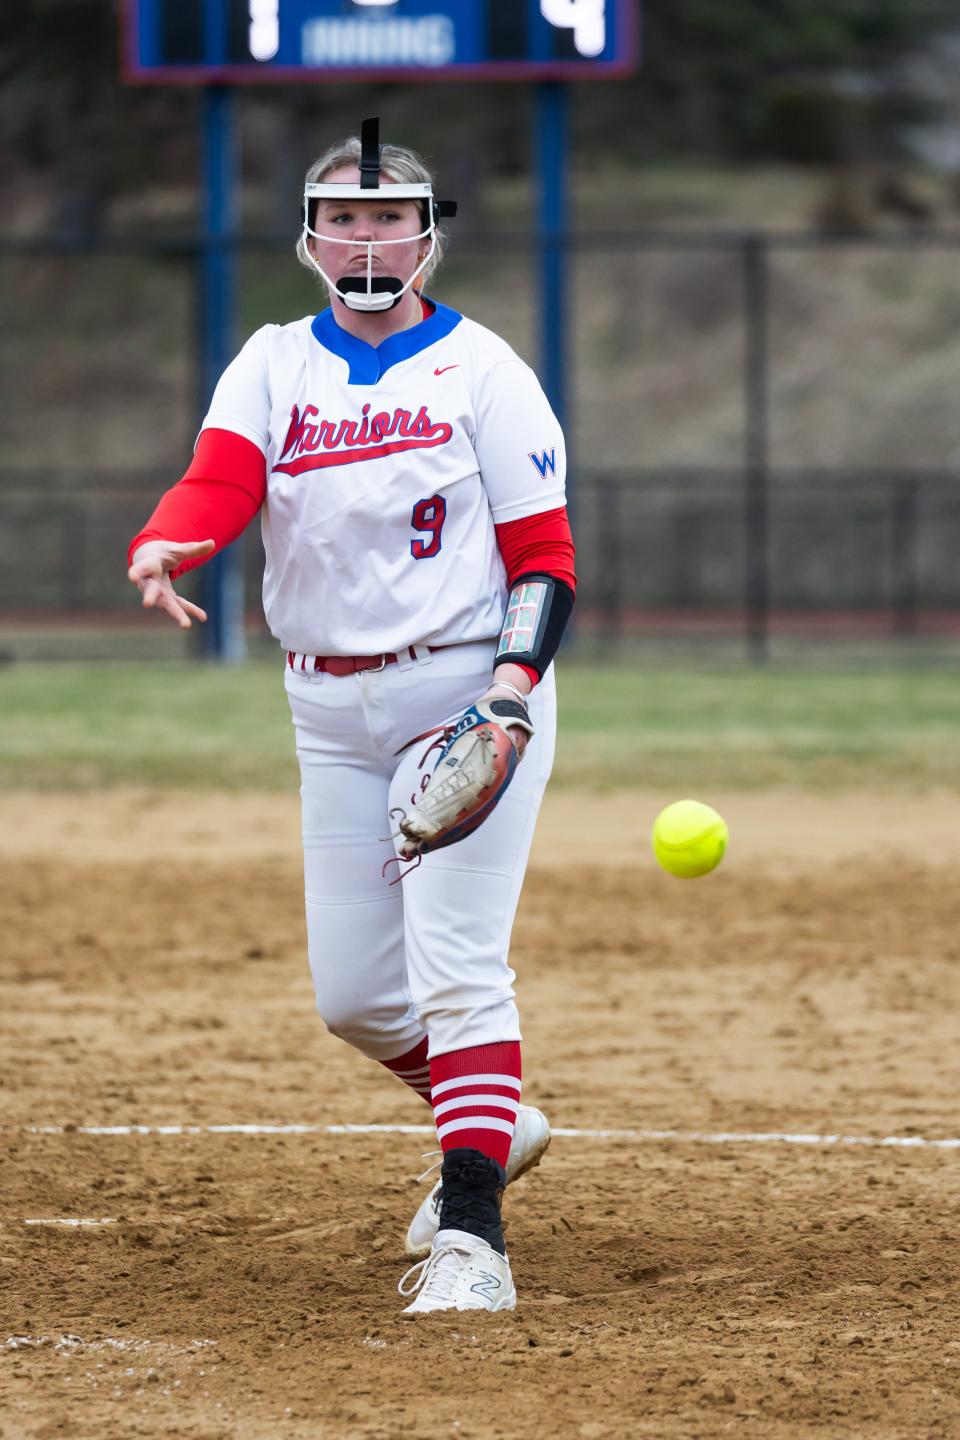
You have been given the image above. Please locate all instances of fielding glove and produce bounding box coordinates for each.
[395,696,535,859]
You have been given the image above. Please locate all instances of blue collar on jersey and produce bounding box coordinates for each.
[311,298,463,385]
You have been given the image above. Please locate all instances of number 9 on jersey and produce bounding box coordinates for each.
[410,495,447,560]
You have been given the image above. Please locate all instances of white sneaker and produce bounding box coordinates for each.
[403,1104,551,1259]
[399,1229,517,1314]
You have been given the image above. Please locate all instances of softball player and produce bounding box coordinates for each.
[128,119,576,1315]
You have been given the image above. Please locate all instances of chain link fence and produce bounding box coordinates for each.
[2,230,959,661]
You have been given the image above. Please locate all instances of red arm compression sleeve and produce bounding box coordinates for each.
[494,506,577,688]
[494,506,577,594]
[127,428,267,580]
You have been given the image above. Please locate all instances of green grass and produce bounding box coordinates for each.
[556,664,960,791]
[0,661,957,793]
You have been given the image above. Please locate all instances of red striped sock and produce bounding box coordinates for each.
[380,1037,432,1106]
[429,1041,522,1169]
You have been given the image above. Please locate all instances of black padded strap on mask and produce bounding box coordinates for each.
[359,116,382,189]
[495,572,575,678]
[434,199,458,219]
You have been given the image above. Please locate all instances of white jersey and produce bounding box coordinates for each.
[201,300,567,657]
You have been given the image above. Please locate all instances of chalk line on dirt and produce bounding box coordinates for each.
[13,1123,960,1149]
[21,1217,117,1227]
[4,1334,216,1353]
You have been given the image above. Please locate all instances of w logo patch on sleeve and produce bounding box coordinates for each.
[528,448,556,478]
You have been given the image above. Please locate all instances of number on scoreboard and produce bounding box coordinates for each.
[540,0,606,59]
[122,0,637,81]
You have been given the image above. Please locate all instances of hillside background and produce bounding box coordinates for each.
[4,1,960,653]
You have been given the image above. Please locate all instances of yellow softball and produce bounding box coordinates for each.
[651,800,728,879]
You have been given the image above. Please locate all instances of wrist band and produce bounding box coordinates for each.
[488,679,529,705]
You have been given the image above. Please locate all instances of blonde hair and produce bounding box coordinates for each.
[296,135,447,290]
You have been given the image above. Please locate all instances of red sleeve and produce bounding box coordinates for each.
[494,505,577,688]
[127,428,267,579]
[494,506,577,594]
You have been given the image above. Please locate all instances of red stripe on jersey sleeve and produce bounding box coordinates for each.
[127,428,267,579]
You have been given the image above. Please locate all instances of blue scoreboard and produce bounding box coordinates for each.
[123,0,638,82]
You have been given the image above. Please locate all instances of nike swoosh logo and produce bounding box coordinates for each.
[434,364,459,376]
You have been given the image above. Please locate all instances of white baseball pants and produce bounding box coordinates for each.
[284,640,556,1062]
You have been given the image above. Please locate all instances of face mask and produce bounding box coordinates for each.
[302,185,438,312]
[300,118,457,313]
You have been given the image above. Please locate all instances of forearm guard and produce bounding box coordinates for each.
[495,572,575,678]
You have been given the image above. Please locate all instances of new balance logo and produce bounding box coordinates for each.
[470,1270,502,1302]
[528,448,556,478]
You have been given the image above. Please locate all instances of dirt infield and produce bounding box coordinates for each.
[3,791,959,1439]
